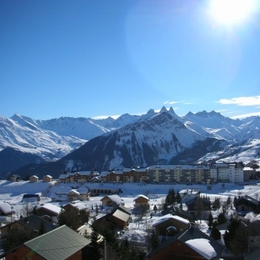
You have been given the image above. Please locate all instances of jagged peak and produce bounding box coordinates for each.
[168,107,176,114]
[185,111,195,117]
[146,109,155,115]
[160,106,167,113]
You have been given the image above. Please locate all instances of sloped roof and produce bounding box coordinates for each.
[152,214,190,227]
[147,227,224,259]
[133,194,149,201]
[0,202,13,214]
[185,238,217,259]
[101,194,123,205]
[112,209,130,223]
[18,215,56,232]
[117,204,131,215]
[245,248,260,260]
[37,203,61,215]
[24,225,91,260]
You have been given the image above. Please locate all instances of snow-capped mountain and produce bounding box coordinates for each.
[1,107,260,178]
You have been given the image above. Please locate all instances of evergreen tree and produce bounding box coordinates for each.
[176,191,182,203]
[38,221,47,235]
[208,212,213,229]
[83,230,102,260]
[212,197,221,210]
[2,228,32,251]
[224,218,248,257]
[217,213,226,225]
[194,196,204,222]
[58,206,89,230]
[149,230,160,250]
[165,189,175,205]
[226,196,232,208]
[210,225,221,240]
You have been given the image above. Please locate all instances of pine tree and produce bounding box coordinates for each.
[208,212,213,229]
[88,230,103,260]
[38,221,47,235]
[194,196,204,222]
[149,230,160,250]
[224,218,248,257]
[166,189,176,205]
[176,191,182,203]
[210,225,221,240]
[217,213,226,225]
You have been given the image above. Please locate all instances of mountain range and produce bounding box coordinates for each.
[1,107,260,179]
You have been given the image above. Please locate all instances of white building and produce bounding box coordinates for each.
[210,163,244,183]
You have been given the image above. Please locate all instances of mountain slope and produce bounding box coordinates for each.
[10,110,226,178]
[1,107,260,179]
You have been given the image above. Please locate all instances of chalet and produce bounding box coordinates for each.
[234,195,259,213]
[53,186,90,202]
[184,196,212,211]
[22,193,41,202]
[94,207,130,231]
[179,188,201,203]
[77,224,104,242]
[29,175,39,183]
[63,200,88,212]
[1,225,91,260]
[161,205,195,223]
[134,194,150,209]
[43,175,53,182]
[146,226,225,260]
[59,171,97,183]
[67,189,81,201]
[0,214,56,237]
[35,203,61,223]
[122,167,147,183]
[106,170,124,183]
[152,214,190,237]
[91,187,121,195]
[100,194,124,208]
[10,174,21,182]
[0,202,14,217]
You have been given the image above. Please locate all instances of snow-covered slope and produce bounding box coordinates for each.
[0,115,86,161]
[1,107,260,177]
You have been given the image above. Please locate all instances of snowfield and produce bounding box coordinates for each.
[0,179,260,248]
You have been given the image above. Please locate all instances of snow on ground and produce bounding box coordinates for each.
[1,180,260,245]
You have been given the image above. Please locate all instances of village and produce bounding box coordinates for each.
[0,161,260,259]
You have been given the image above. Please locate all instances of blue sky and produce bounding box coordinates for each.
[1,0,260,120]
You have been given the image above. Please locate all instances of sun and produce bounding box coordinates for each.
[208,0,256,25]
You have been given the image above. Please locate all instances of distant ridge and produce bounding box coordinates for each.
[2,107,259,179]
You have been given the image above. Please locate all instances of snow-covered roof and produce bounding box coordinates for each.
[133,194,149,201]
[147,165,210,170]
[243,167,254,171]
[152,214,190,227]
[113,209,130,222]
[44,175,53,178]
[179,189,200,195]
[185,238,217,260]
[39,203,61,215]
[244,212,260,222]
[67,189,80,195]
[0,202,13,214]
[101,194,123,205]
[123,167,147,172]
